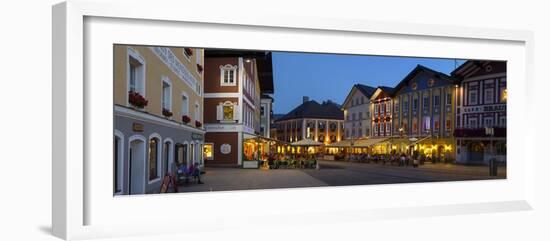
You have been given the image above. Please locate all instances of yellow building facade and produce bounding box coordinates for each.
[113,45,206,195]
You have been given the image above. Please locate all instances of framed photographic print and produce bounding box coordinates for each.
[52,0,535,240]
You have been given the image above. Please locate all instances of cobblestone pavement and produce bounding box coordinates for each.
[176,161,506,193]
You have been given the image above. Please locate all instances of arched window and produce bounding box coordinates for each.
[114,131,124,194]
[148,137,160,181]
[163,140,173,175]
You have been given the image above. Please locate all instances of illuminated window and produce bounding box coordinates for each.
[501,89,507,102]
[203,143,213,160]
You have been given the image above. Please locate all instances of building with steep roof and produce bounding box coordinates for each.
[391,64,460,160]
[274,96,344,144]
[341,84,377,139]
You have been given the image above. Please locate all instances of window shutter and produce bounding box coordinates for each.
[233,104,240,121]
[216,104,222,120]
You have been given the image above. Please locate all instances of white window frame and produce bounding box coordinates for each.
[161,76,172,111]
[484,117,494,127]
[469,118,478,129]
[162,138,174,176]
[485,88,495,104]
[181,91,189,116]
[220,64,237,86]
[127,47,146,103]
[195,101,201,123]
[114,130,125,195]
[469,89,478,105]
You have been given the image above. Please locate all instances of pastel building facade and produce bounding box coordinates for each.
[391,65,459,160]
[113,45,205,195]
[342,84,376,139]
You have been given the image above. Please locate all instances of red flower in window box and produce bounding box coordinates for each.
[184,48,193,56]
[181,115,191,124]
[162,108,173,117]
[195,120,202,128]
[196,63,203,73]
[128,91,148,109]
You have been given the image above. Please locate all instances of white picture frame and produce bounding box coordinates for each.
[52,0,535,240]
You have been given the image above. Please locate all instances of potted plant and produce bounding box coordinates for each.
[162,108,173,118]
[184,48,193,56]
[195,120,202,128]
[196,63,203,73]
[181,115,191,124]
[128,91,148,109]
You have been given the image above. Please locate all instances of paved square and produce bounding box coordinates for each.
[176,161,506,193]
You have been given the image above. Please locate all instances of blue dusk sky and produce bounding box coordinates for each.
[271,52,465,114]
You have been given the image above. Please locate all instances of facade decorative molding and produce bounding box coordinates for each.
[149,47,200,95]
[115,105,206,134]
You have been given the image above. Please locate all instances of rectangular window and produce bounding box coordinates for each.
[129,63,137,92]
[223,105,234,121]
[446,91,452,105]
[374,104,379,115]
[469,90,478,105]
[394,102,399,113]
[446,119,451,130]
[485,88,494,104]
[260,105,266,117]
[386,123,391,135]
[403,100,409,113]
[204,143,213,160]
[484,117,494,127]
[358,112,362,120]
[434,120,440,131]
[469,118,478,128]
[352,113,356,121]
[413,99,418,112]
[423,96,429,110]
[162,81,171,110]
[433,95,440,109]
[128,56,144,95]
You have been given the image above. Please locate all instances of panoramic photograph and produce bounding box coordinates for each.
[113,45,507,195]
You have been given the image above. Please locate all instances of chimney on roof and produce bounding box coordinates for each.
[303,96,309,103]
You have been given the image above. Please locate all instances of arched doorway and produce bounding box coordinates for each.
[129,137,146,195]
[163,139,173,176]
[468,141,485,164]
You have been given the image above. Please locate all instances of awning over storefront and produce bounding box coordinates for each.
[326,139,353,147]
[291,138,323,146]
[327,138,389,148]
[354,138,389,147]
[409,136,431,146]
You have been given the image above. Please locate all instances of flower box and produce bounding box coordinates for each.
[162,108,173,117]
[181,115,191,124]
[128,91,148,108]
